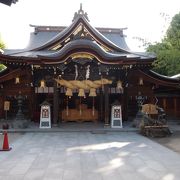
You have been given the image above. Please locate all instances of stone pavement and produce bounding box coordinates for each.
[0,132,180,180]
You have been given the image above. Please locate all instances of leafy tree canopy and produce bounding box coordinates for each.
[0,34,6,71]
[146,12,180,76]
[0,34,5,49]
[166,13,180,50]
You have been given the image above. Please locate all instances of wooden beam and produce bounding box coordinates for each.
[162,98,167,111]
[0,68,26,83]
[100,88,103,122]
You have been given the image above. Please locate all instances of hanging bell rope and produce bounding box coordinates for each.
[79,97,82,116]
[55,78,112,90]
[92,97,95,116]
[55,79,74,89]
[66,96,69,116]
[83,80,100,88]
[94,78,112,85]
[89,88,96,116]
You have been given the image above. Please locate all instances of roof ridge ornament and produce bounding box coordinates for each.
[72,3,90,22]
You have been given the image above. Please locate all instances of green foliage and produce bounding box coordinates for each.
[152,49,180,76]
[0,34,6,72]
[146,12,180,76]
[0,64,6,71]
[166,12,180,50]
[0,34,5,49]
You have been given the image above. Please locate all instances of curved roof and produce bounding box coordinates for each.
[138,70,180,87]
[30,16,131,53]
[37,39,143,64]
[171,74,180,79]
[149,70,180,83]
[1,6,156,65]
[27,25,130,50]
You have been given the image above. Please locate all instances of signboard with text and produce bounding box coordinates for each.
[39,104,51,128]
[111,105,123,128]
[4,101,10,111]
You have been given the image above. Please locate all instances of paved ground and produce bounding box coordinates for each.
[0,132,180,180]
[151,131,180,154]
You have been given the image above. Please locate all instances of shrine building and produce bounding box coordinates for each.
[0,6,179,127]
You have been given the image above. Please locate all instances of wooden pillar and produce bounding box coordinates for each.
[0,95,4,118]
[162,98,167,111]
[53,80,59,126]
[104,85,110,126]
[123,88,128,121]
[58,92,62,123]
[100,88,103,122]
[174,97,177,117]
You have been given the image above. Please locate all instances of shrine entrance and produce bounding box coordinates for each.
[58,89,124,125]
[60,93,99,123]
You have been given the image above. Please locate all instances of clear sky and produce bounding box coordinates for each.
[0,0,180,51]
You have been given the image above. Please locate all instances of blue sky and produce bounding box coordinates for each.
[0,0,180,51]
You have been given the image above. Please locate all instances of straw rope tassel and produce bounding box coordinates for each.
[92,97,95,116]
[80,97,82,116]
[66,96,69,116]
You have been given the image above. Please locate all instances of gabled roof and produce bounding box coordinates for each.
[1,5,156,65]
[29,15,130,53]
[27,25,129,50]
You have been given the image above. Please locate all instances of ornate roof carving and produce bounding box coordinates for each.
[72,3,89,22]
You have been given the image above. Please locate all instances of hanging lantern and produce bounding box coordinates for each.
[139,77,144,85]
[15,77,20,84]
[65,88,73,97]
[78,88,85,97]
[117,80,122,89]
[89,88,97,97]
[117,80,123,93]
[40,80,45,88]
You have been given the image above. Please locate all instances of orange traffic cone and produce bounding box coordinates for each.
[0,131,12,151]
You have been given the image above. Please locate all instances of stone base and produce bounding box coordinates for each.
[132,111,144,128]
[132,118,142,128]
[12,119,29,129]
[140,126,172,138]
[104,123,110,128]
[0,119,11,129]
[52,123,58,127]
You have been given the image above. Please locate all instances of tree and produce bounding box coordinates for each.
[0,34,6,71]
[166,13,180,50]
[0,34,5,49]
[146,12,180,76]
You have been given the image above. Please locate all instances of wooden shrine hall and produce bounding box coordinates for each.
[0,6,179,127]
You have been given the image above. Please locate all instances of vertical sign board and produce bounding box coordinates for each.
[111,105,123,128]
[39,105,51,128]
[4,101,10,111]
[4,101,10,120]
